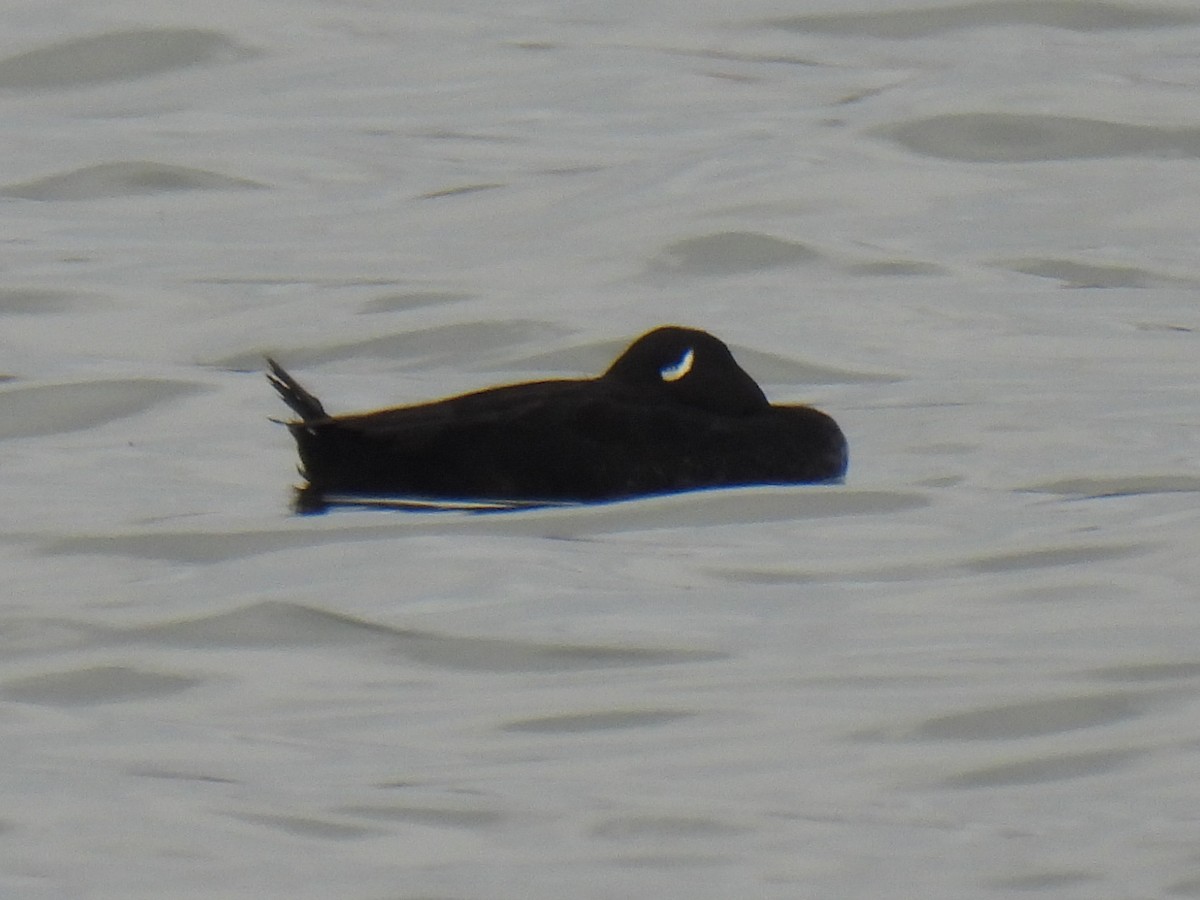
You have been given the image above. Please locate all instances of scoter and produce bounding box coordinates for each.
[268,325,847,509]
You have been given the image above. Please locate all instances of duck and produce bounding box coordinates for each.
[268,325,847,509]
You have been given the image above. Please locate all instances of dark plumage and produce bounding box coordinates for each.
[268,326,847,508]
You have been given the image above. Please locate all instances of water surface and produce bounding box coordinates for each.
[2,1,1200,898]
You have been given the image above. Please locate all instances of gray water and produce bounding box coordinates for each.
[3,2,1200,897]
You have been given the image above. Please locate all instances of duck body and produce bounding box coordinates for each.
[268,326,847,505]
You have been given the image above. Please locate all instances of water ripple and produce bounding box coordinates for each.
[941,747,1143,787]
[500,709,696,733]
[650,232,820,276]
[336,804,504,830]
[0,29,255,89]
[992,258,1197,289]
[216,319,567,371]
[114,601,725,673]
[0,379,207,439]
[1020,475,1200,498]
[2,665,197,706]
[39,490,929,560]
[771,1,1198,38]
[910,692,1148,740]
[3,162,266,201]
[879,113,1200,162]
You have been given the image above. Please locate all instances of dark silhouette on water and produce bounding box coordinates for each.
[268,326,847,512]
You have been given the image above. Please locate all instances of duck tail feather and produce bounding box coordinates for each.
[266,358,328,422]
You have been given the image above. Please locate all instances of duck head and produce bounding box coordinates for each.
[602,326,770,416]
